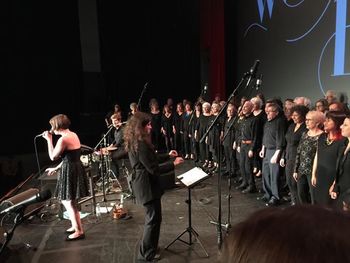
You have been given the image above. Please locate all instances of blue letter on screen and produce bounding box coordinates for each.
[257,0,275,23]
[334,0,347,76]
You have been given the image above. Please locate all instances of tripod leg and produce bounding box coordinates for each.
[165,228,190,249]
[189,228,209,257]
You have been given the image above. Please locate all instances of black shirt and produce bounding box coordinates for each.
[262,114,287,150]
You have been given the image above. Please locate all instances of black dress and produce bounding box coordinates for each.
[283,123,307,203]
[314,134,346,206]
[150,111,163,151]
[334,142,350,209]
[55,149,89,200]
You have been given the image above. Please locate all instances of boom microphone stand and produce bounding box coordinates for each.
[200,59,260,249]
[137,82,148,111]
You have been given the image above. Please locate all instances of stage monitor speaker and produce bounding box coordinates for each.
[0,188,44,217]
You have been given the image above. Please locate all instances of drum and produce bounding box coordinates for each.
[92,148,111,162]
[80,155,91,167]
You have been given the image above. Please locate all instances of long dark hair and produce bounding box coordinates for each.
[123,112,152,153]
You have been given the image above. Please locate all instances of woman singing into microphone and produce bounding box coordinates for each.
[43,114,89,241]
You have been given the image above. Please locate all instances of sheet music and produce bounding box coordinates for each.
[177,167,210,188]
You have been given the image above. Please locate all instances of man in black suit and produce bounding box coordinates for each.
[123,112,184,262]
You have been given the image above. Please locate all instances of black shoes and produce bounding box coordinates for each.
[65,233,85,241]
[266,197,279,207]
[235,183,247,190]
[242,186,257,194]
[256,195,269,202]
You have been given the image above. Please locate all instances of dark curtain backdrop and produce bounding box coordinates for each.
[200,0,225,101]
[2,0,83,156]
[96,1,201,115]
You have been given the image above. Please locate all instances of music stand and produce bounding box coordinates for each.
[165,167,210,257]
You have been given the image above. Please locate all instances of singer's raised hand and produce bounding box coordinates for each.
[42,130,52,140]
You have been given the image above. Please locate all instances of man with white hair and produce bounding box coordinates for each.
[325,90,337,104]
[294,97,311,109]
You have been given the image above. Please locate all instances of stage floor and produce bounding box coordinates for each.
[0,160,285,263]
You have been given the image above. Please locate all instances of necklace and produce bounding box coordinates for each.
[326,136,334,145]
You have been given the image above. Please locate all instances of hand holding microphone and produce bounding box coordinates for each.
[36,130,53,139]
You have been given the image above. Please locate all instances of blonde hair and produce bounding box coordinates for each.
[306,110,326,126]
[49,114,71,131]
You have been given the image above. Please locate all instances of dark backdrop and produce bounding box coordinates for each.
[1,0,201,195]
[2,0,201,157]
[226,0,350,102]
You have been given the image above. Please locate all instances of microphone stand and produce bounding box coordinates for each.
[0,207,25,256]
[199,70,254,249]
[137,82,148,111]
[94,125,115,209]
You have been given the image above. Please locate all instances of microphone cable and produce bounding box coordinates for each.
[33,135,42,179]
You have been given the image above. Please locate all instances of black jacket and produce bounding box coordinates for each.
[128,140,174,205]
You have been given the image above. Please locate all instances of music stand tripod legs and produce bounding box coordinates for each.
[165,187,209,257]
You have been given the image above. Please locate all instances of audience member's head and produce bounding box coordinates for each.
[290,105,309,123]
[294,96,311,108]
[329,101,348,113]
[256,92,266,105]
[314,98,329,113]
[306,110,326,129]
[129,102,138,115]
[219,206,350,263]
[325,89,338,104]
[250,97,263,110]
[324,111,347,134]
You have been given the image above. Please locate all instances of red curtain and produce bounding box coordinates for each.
[200,0,225,101]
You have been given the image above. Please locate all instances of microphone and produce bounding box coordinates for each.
[249,59,260,77]
[144,82,149,88]
[35,130,53,138]
[0,189,52,214]
[255,74,263,90]
[246,59,260,87]
[203,83,208,94]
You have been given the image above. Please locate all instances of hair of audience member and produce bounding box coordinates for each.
[325,89,338,102]
[250,97,263,110]
[338,92,348,104]
[256,92,266,104]
[290,105,309,122]
[284,98,294,104]
[266,98,283,112]
[294,96,311,108]
[329,102,349,113]
[306,110,326,127]
[148,98,159,109]
[219,205,350,263]
[315,98,329,110]
[194,101,202,111]
[325,110,347,132]
[202,102,211,111]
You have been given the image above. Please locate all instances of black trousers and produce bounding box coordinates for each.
[239,144,255,187]
[138,198,162,261]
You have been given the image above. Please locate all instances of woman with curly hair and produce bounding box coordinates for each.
[124,112,183,261]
